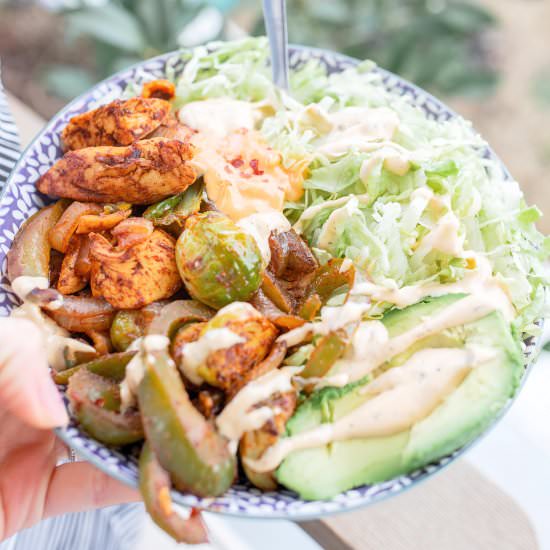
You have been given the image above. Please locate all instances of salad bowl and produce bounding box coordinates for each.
[0,41,543,521]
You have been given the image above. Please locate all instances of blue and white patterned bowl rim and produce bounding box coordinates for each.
[0,44,542,520]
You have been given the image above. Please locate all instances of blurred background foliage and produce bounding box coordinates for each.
[42,0,237,98]
[1,0,550,232]
[4,0,499,101]
[254,0,498,97]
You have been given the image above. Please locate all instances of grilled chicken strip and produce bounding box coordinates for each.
[37,138,197,205]
[150,117,195,141]
[61,97,171,150]
[89,223,182,309]
[172,306,278,394]
[240,391,297,490]
[141,79,176,101]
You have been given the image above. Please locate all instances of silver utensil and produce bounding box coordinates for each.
[262,0,289,90]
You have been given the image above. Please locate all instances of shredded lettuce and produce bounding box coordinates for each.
[167,38,548,335]
[172,37,275,106]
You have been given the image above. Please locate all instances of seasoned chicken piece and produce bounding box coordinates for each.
[173,303,278,394]
[240,390,297,490]
[141,79,176,101]
[37,138,197,205]
[61,97,171,150]
[193,387,225,420]
[150,117,195,141]
[226,340,288,400]
[89,222,182,309]
[171,322,207,368]
[205,316,277,394]
[57,234,88,294]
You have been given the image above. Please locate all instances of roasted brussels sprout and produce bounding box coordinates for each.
[175,212,262,309]
[174,302,278,394]
[110,311,145,352]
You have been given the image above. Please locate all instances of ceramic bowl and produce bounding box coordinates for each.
[0,45,540,520]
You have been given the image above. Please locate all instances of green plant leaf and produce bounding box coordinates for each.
[301,0,351,25]
[42,65,96,100]
[532,69,550,107]
[438,1,496,34]
[65,3,147,53]
[110,55,144,74]
[135,0,165,48]
[437,67,498,98]
[207,0,239,12]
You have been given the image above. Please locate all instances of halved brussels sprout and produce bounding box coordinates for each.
[175,212,262,309]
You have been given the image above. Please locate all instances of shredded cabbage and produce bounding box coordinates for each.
[166,38,548,335]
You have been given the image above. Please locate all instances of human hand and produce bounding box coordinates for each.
[0,318,139,542]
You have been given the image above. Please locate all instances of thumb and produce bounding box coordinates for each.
[0,317,68,428]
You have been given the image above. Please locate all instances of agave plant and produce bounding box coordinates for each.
[44,0,237,99]
[251,0,499,98]
[43,0,498,100]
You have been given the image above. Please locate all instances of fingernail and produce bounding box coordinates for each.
[35,375,69,427]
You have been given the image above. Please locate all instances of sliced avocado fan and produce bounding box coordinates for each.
[276,294,524,500]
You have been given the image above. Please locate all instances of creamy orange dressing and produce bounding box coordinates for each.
[244,346,494,472]
[194,128,303,220]
[8,276,95,370]
[179,99,304,220]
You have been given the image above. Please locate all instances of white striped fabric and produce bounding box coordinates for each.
[1,504,145,550]
[0,67,19,192]
[0,63,145,550]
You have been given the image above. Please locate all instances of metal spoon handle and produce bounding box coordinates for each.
[262,0,289,90]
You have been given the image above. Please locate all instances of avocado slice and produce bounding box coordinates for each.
[276,294,524,500]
